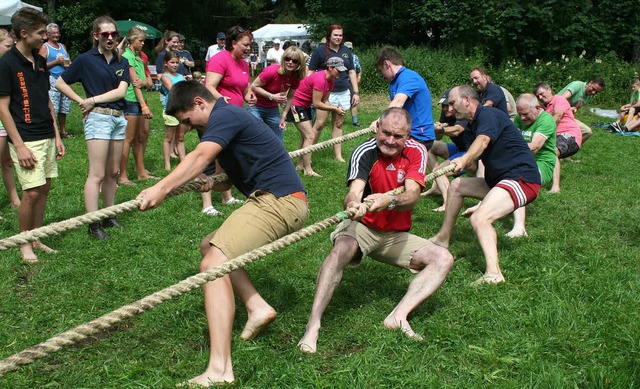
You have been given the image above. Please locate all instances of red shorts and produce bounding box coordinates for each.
[495,178,540,209]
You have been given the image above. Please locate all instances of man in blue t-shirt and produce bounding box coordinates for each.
[469,67,509,115]
[138,80,308,387]
[374,47,435,150]
[430,85,541,286]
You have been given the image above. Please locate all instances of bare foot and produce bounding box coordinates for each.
[296,164,303,171]
[505,228,528,238]
[549,187,560,193]
[32,241,58,254]
[335,157,345,163]
[383,316,424,341]
[461,203,480,217]
[421,186,441,197]
[303,170,321,177]
[470,273,505,286]
[20,245,38,263]
[10,201,20,209]
[432,205,445,212]
[429,235,449,249]
[178,372,234,387]
[240,309,277,341]
[298,326,320,353]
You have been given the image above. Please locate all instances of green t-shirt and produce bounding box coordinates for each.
[629,90,640,104]
[514,110,556,186]
[559,81,589,107]
[122,48,147,103]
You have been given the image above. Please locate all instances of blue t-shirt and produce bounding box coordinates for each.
[480,82,508,115]
[60,48,130,110]
[470,105,541,187]
[308,44,354,92]
[390,67,435,142]
[200,98,306,197]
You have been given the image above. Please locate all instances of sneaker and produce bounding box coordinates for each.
[102,216,123,228]
[88,222,109,240]
[202,206,222,216]
[222,197,244,205]
[352,121,362,127]
[621,125,630,132]
[609,123,622,133]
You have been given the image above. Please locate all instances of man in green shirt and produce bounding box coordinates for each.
[559,77,605,143]
[507,93,556,238]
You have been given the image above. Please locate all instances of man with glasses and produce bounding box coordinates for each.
[39,23,73,138]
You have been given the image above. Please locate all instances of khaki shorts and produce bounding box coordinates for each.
[163,110,179,126]
[330,219,429,273]
[210,190,309,259]
[10,138,58,190]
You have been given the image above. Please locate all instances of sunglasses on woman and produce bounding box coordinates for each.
[284,57,299,64]
[99,31,120,40]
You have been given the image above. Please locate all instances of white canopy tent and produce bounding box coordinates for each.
[252,23,312,53]
[0,0,43,25]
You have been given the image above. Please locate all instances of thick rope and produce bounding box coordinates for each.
[0,165,454,376]
[0,126,376,251]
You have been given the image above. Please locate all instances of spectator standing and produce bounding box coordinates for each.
[55,15,130,240]
[266,38,283,65]
[118,27,155,186]
[205,31,225,62]
[177,34,195,79]
[0,29,21,213]
[0,8,65,261]
[39,23,72,138]
[344,41,362,126]
[308,24,360,162]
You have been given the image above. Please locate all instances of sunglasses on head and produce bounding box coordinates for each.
[229,26,245,39]
[284,57,299,64]
[99,30,120,40]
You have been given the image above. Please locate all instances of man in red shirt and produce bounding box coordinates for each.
[298,107,453,353]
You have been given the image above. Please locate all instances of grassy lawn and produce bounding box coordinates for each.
[0,91,639,387]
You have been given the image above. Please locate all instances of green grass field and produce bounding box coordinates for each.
[1,91,639,388]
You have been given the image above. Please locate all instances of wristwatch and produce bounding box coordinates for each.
[387,194,398,210]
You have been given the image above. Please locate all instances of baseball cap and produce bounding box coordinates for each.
[216,32,226,40]
[273,38,281,45]
[326,57,347,72]
[438,89,451,105]
[344,41,353,49]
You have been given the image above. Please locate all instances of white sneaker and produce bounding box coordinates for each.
[202,206,222,216]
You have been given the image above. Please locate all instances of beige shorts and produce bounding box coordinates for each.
[163,110,179,126]
[330,219,429,273]
[9,138,58,190]
[210,190,309,259]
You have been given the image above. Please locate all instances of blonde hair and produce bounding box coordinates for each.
[278,46,306,81]
[0,28,11,43]
[123,27,145,49]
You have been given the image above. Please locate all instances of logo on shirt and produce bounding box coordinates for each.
[386,163,396,171]
[115,69,124,77]
[397,169,406,184]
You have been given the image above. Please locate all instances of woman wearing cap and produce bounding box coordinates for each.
[307,24,360,162]
[204,25,256,205]
[249,46,306,142]
[55,15,130,240]
[284,57,346,176]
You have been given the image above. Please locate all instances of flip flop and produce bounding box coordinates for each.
[118,180,136,186]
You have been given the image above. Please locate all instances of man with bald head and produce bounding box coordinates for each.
[430,85,541,285]
[506,93,556,238]
[298,107,453,353]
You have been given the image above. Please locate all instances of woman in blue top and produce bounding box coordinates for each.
[55,15,130,240]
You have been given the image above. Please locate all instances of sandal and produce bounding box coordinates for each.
[118,180,136,186]
[222,197,244,205]
[202,206,222,216]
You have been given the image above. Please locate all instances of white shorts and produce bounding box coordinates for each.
[328,89,351,110]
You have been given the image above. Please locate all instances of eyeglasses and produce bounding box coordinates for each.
[284,57,299,64]
[99,31,120,40]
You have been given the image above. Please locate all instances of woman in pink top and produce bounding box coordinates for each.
[249,46,306,142]
[283,57,346,176]
[203,25,255,205]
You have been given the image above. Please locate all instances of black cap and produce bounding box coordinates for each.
[216,32,226,40]
[438,89,451,105]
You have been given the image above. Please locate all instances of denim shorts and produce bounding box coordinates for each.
[83,111,127,140]
[49,75,71,115]
[124,101,142,116]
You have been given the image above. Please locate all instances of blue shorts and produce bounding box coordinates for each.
[49,75,71,115]
[83,112,127,141]
[446,143,466,160]
[124,101,142,116]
